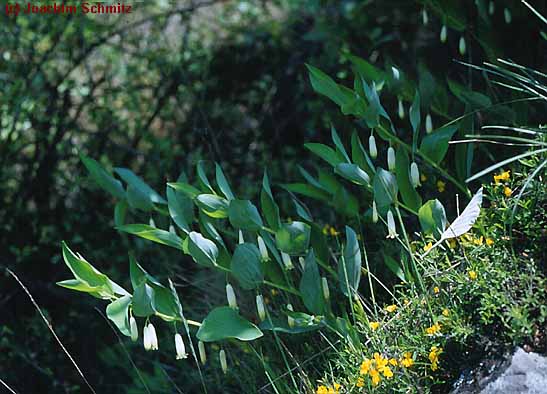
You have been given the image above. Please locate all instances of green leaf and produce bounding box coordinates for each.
[339,226,361,296]
[348,55,385,83]
[259,318,322,334]
[275,221,311,255]
[335,163,371,186]
[409,91,421,136]
[126,184,154,212]
[106,295,132,337]
[195,194,229,219]
[299,249,324,315]
[80,155,125,199]
[331,126,351,162]
[56,279,105,299]
[132,283,156,317]
[114,167,166,204]
[291,194,313,222]
[116,224,183,250]
[167,182,201,199]
[231,243,264,290]
[215,164,235,200]
[304,143,344,167]
[260,171,281,231]
[281,183,330,202]
[306,64,347,107]
[332,187,360,217]
[418,200,447,237]
[384,255,406,283]
[166,186,193,233]
[187,231,218,267]
[197,306,263,342]
[151,285,178,321]
[350,131,375,177]
[395,149,422,212]
[61,242,109,288]
[372,168,398,211]
[197,161,215,194]
[129,254,162,289]
[114,200,128,227]
[419,124,458,164]
[228,200,264,231]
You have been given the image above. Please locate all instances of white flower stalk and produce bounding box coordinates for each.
[398,99,405,119]
[422,8,429,25]
[130,316,138,342]
[148,323,158,351]
[387,147,396,171]
[372,201,379,224]
[281,252,294,270]
[198,341,207,365]
[425,113,433,134]
[488,1,495,15]
[226,283,238,309]
[143,324,151,351]
[256,294,266,321]
[175,333,187,360]
[369,135,377,159]
[410,162,420,188]
[504,8,511,24]
[219,350,228,374]
[238,230,244,244]
[440,25,447,43]
[386,210,398,239]
[257,235,268,260]
[287,304,295,328]
[298,256,305,270]
[459,36,466,56]
[321,277,330,301]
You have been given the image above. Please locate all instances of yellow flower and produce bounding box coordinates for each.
[420,173,427,182]
[370,369,381,386]
[316,385,328,394]
[468,270,477,280]
[486,238,494,246]
[494,170,510,184]
[442,308,450,317]
[389,358,398,366]
[385,304,397,313]
[322,225,329,235]
[504,186,512,197]
[437,180,446,192]
[424,242,433,252]
[360,358,372,375]
[429,346,443,371]
[328,389,335,394]
[270,289,278,296]
[374,353,388,369]
[381,366,393,378]
[401,352,414,368]
[333,383,341,392]
[425,322,442,335]
[473,236,484,246]
[433,286,440,294]
[329,227,340,236]
[356,377,365,387]
[448,239,457,249]
[369,321,380,331]
[403,299,410,306]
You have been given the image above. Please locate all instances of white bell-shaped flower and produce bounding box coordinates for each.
[130,316,138,342]
[504,8,511,24]
[398,99,405,119]
[143,324,152,351]
[422,8,429,25]
[372,201,379,224]
[238,230,244,244]
[369,135,378,159]
[489,1,495,15]
[175,333,187,360]
[322,277,330,301]
[148,323,158,351]
[198,341,207,365]
[425,113,433,134]
[387,147,396,171]
[459,36,466,56]
[256,294,266,321]
[287,304,295,328]
[226,283,238,309]
[386,210,398,239]
[257,235,268,261]
[219,350,228,374]
[410,162,420,188]
[281,252,294,270]
[440,25,447,43]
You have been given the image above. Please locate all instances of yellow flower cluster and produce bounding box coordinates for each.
[359,353,394,386]
[385,304,397,313]
[316,383,341,394]
[322,224,340,237]
[437,180,446,192]
[429,346,443,371]
[369,321,380,331]
[400,352,414,368]
[468,270,478,280]
[494,170,510,184]
[425,322,442,335]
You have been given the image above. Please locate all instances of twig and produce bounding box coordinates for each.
[0,377,18,394]
[6,268,98,394]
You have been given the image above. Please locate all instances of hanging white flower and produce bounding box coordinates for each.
[198,341,207,365]
[322,277,330,301]
[386,210,398,239]
[219,349,228,374]
[489,1,495,15]
[369,135,378,159]
[256,294,266,321]
[148,323,158,351]
[257,235,268,260]
[143,324,152,351]
[425,113,433,134]
[422,8,429,25]
[238,230,244,244]
[372,201,379,224]
[440,25,447,43]
[226,283,238,309]
[387,147,396,171]
[281,252,294,270]
[287,304,295,328]
[459,36,466,56]
[398,99,405,119]
[410,162,420,188]
[130,316,138,342]
[504,8,512,24]
[175,333,187,360]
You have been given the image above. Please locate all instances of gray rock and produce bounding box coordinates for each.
[481,348,547,394]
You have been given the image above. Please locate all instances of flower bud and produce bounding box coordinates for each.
[386,210,398,239]
[175,333,187,360]
[322,277,330,301]
[398,99,405,119]
[440,25,447,43]
[372,201,379,224]
[298,256,305,270]
[256,294,266,321]
[198,341,207,365]
[392,66,400,81]
[459,36,466,56]
[149,217,156,228]
[281,252,294,270]
[425,113,433,134]
[148,323,158,351]
[387,147,396,171]
[422,8,429,25]
[143,325,152,351]
[219,349,228,374]
[369,135,377,159]
[130,316,138,342]
[287,304,295,328]
[488,1,495,15]
[410,162,420,188]
[238,230,244,244]
[504,8,511,24]
[257,235,268,260]
[226,283,237,309]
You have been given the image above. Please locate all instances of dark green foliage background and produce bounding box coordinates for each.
[0,0,545,392]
